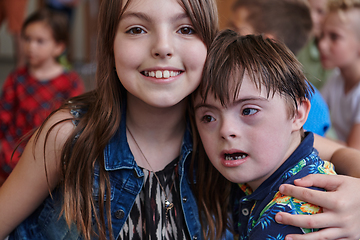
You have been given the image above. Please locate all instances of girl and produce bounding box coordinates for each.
[0,9,84,185]
[0,0,360,239]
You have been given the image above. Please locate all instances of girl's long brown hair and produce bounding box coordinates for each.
[34,0,218,239]
[192,30,314,240]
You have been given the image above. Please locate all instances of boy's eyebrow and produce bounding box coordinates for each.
[194,103,218,111]
[121,12,189,23]
[194,96,269,110]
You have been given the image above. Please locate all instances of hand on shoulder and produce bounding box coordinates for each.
[275,174,360,240]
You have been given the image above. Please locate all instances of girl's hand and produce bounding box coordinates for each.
[275,174,360,240]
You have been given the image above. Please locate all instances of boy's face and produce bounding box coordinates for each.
[194,74,304,191]
[318,10,360,70]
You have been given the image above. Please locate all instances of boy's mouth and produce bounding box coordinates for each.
[224,153,248,161]
[142,70,182,79]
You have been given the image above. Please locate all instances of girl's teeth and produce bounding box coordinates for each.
[144,70,180,79]
[156,70,162,78]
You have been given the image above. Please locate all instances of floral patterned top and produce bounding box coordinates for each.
[232,132,336,240]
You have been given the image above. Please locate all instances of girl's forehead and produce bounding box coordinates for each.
[122,0,183,11]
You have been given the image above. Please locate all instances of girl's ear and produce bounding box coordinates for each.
[292,99,311,132]
[54,42,66,57]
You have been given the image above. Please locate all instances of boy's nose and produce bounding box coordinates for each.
[220,118,238,140]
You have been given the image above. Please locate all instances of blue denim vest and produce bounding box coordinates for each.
[9,110,203,240]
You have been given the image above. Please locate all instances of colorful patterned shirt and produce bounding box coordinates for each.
[232,132,336,240]
[0,67,84,178]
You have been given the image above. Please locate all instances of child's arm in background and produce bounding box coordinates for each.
[0,110,73,239]
[275,134,360,240]
[347,123,360,151]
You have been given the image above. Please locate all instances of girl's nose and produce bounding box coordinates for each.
[151,32,174,58]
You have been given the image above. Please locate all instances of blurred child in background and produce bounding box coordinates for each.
[228,0,331,137]
[0,9,84,184]
[319,0,360,149]
[297,0,334,90]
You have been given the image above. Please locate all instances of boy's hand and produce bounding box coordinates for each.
[275,174,360,240]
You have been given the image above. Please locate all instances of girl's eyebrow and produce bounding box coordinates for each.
[120,12,189,23]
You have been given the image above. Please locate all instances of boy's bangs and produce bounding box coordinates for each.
[199,30,313,110]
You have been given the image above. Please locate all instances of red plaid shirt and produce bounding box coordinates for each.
[0,67,84,178]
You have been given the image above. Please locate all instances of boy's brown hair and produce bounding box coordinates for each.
[193,29,313,239]
[232,0,312,54]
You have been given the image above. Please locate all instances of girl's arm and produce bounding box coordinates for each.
[0,110,73,238]
[275,134,360,240]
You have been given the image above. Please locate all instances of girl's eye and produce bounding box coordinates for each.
[242,108,258,116]
[201,115,215,123]
[126,27,146,35]
[177,26,195,35]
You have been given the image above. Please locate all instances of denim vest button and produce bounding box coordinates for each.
[115,209,125,219]
[193,235,197,240]
[182,197,187,202]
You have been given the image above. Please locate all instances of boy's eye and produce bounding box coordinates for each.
[178,27,195,35]
[126,27,146,35]
[201,115,215,123]
[242,108,258,116]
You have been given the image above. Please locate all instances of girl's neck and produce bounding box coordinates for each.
[126,94,187,171]
[340,61,360,94]
[28,59,64,81]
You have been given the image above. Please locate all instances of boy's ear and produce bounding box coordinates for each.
[292,99,311,132]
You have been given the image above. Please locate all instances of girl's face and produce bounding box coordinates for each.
[22,22,64,68]
[318,11,360,70]
[113,0,207,108]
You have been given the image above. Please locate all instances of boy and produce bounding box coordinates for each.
[319,0,360,149]
[228,0,331,137]
[193,30,337,239]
